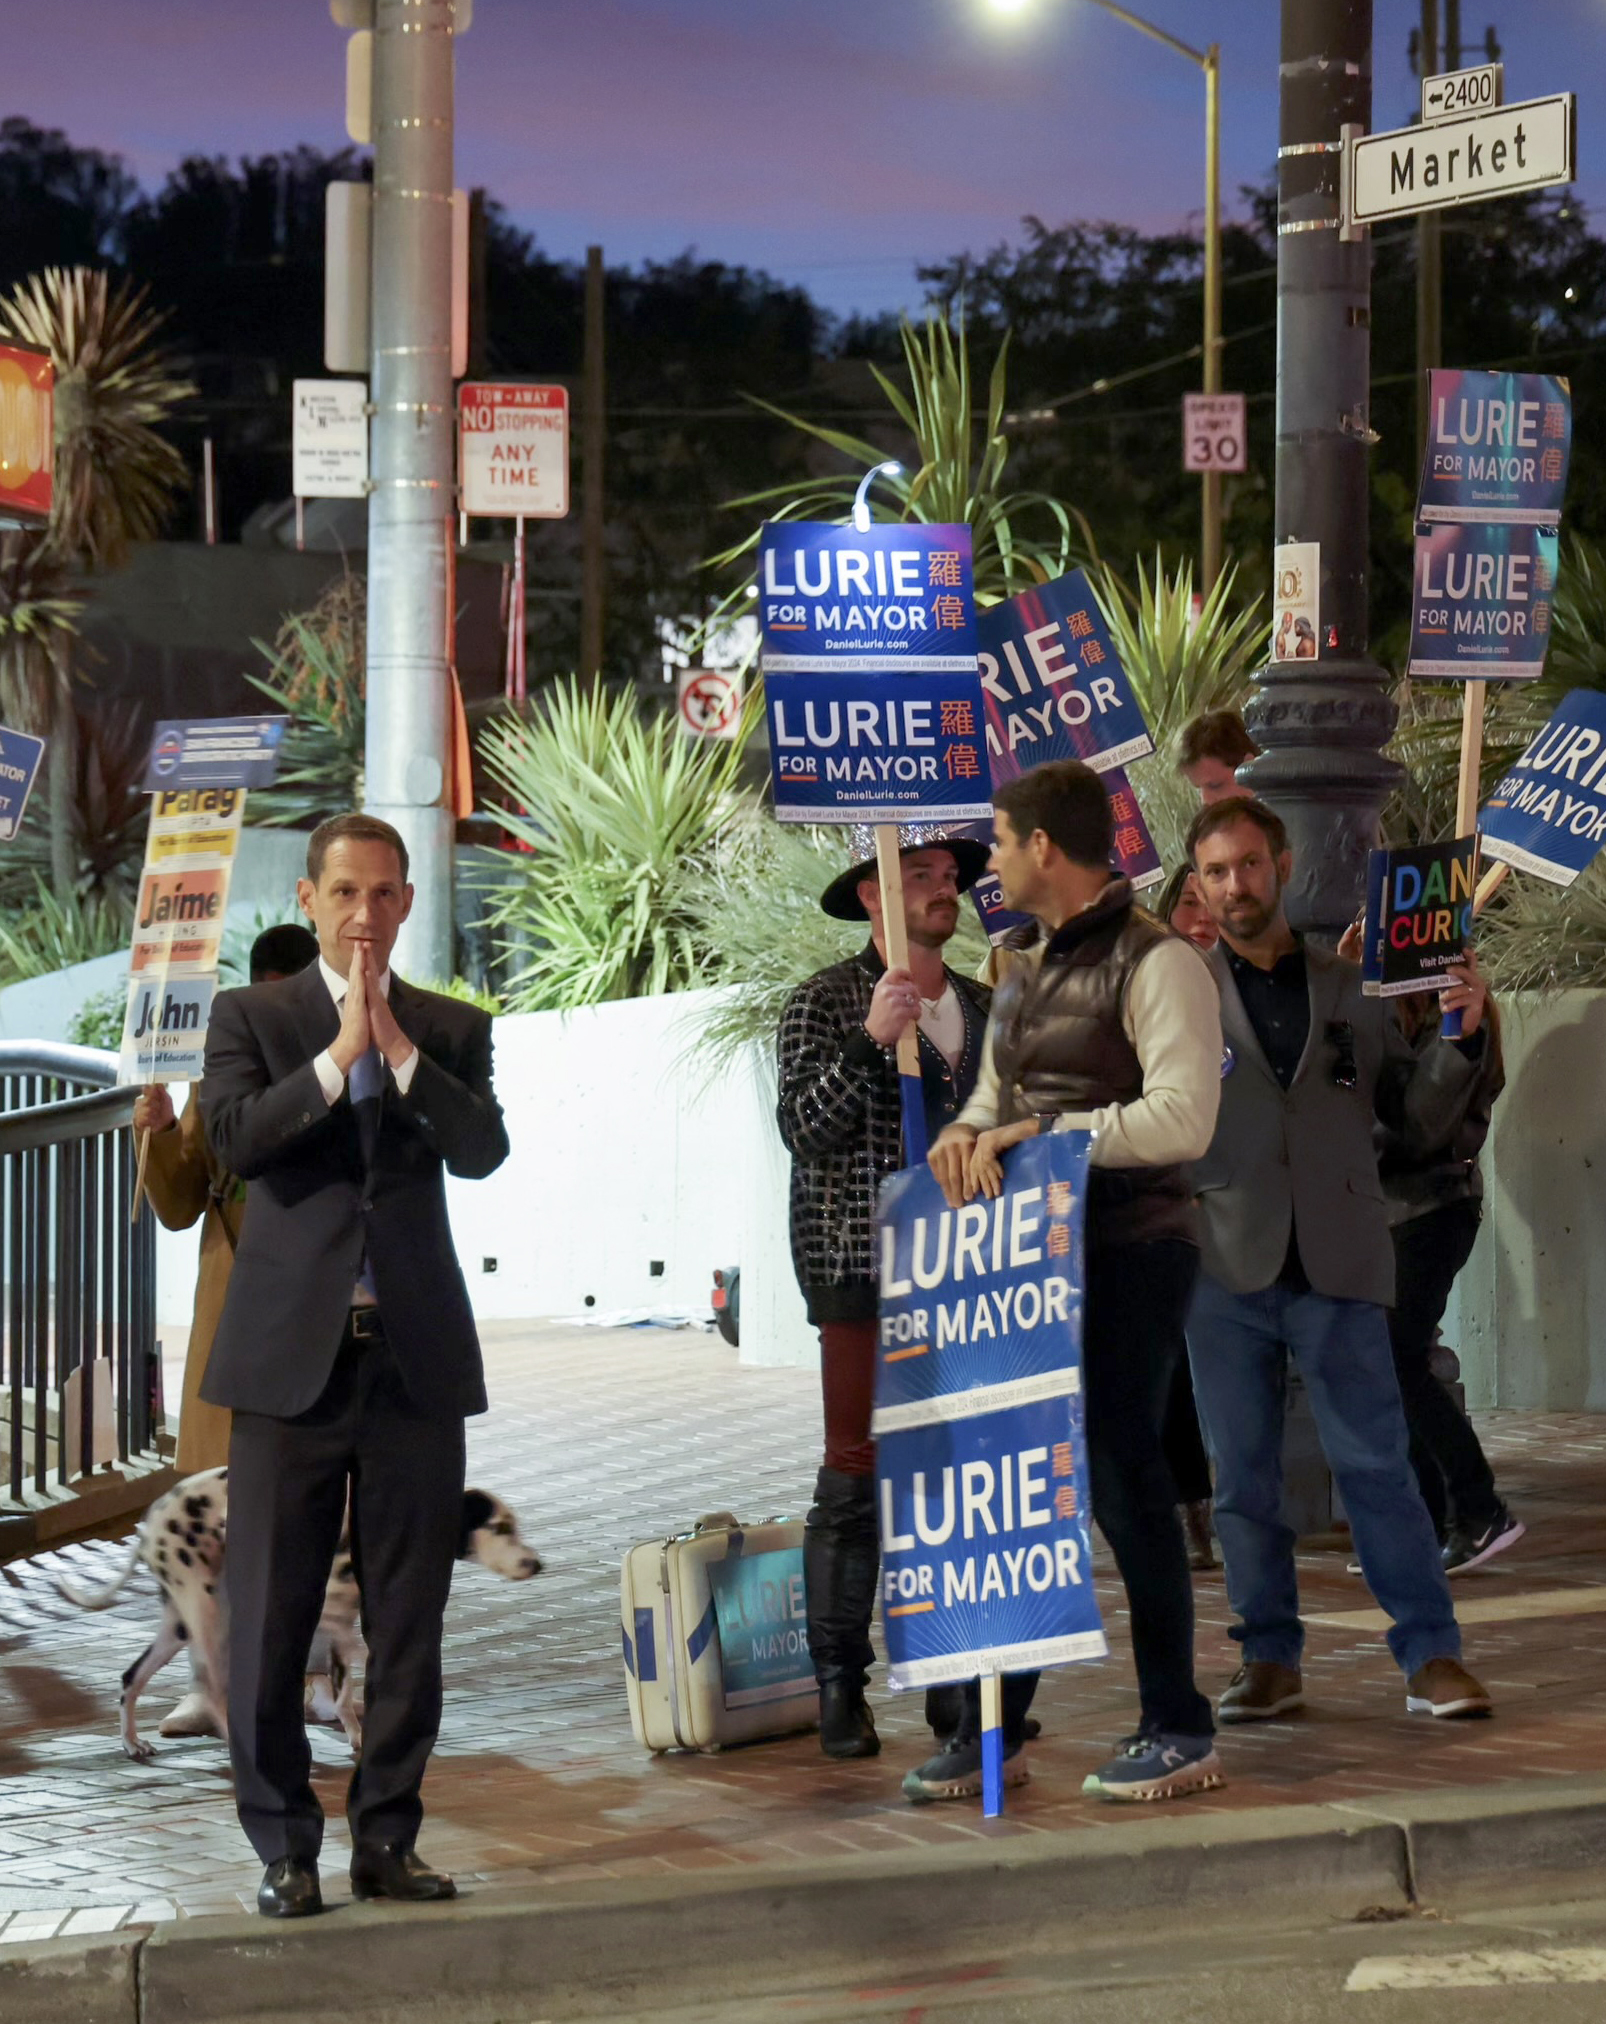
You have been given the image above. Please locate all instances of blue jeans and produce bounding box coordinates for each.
[1187,1274,1460,1680]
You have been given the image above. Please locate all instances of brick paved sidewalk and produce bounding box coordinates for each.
[2,1321,1604,1947]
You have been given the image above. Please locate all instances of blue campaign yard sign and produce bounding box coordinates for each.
[872,1133,1105,1689]
[1480,689,1606,887]
[0,725,47,841]
[977,571,1153,782]
[759,521,978,673]
[144,717,289,793]
[1407,522,1559,681]
[1419,369,1571,527]
[765,670,991,826]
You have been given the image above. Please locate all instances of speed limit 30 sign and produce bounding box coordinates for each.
[1183,393,1247,474]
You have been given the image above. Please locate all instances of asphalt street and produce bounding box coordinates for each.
[560,1892,1606,2024]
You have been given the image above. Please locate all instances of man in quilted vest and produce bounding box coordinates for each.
[919,758,1225,1806]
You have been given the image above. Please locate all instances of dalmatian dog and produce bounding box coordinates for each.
[54,1467,542,1760]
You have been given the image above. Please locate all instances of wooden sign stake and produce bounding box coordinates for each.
[874,824,927,1164]
[131,1124,151,1226]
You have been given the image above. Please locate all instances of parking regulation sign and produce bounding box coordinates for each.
[677,667,743,740]
[459,382,570,519]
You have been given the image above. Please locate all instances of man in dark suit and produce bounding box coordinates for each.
[201,812,508,1918]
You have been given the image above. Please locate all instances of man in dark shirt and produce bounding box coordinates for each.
[1184,797,1493,1726]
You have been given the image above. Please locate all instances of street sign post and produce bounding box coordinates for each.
[1421,64,1503,125]
[1345,94,1575,229]
[1182,393,1247,474]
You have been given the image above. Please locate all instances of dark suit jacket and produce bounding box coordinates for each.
[1192,941,1483,1307]
[198,964,509,1420]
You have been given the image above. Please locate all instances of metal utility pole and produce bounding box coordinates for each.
[1415,0,1443,459]
[1243,0,1402,938]
[580,244,606,684]
[365,0,457,980]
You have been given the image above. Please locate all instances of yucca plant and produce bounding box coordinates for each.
[0,873,128,985]
[475,678,753,1010]
[1088,552,1266,866]
[701,314,1090,646]
[247,573,367,825]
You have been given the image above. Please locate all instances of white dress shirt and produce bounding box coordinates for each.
[311,955,420,1106]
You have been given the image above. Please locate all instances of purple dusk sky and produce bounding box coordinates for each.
[11,0,1603,317]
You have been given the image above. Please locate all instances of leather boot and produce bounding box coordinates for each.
[804,1466,881,1760]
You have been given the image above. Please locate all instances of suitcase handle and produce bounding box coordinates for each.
[692,1511,740,1533]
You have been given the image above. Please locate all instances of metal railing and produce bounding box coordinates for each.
[0,1045,156,1506]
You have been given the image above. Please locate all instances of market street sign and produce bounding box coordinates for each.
[1346,93,1575,227]
[1421,63,1502,125]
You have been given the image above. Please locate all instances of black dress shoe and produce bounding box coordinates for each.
[350,1841,457,1902]
[257,1857,323,1919]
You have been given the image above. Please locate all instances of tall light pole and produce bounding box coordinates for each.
[365,0,458,980]
[986,1,1223,589]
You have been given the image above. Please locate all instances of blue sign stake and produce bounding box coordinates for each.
[979,1671,1004,1818]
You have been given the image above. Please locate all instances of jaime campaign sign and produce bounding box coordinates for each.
[1407,521,1558,681]
[977,571,1153,781]
[1418,370,1571,527]
[759,521,978,672]
[1360,838,1477,998]
[871,1134,1106,1690]
[1480,689,1606,887]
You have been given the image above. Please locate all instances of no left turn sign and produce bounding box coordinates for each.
[677,668,743,740]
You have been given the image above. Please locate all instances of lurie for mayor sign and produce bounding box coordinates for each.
[872,1134,1105,1689]
[976,571,1153,781]
[1407,522,1558,681]
[760,522,990,825]
[1480,689,1606,887]
[1419,371,1571,526]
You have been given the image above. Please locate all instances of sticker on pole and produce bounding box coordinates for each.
[677,667,743,740]
[1271,542,1320,662]
[1479,690,1606,887]
[1182,393,1247,474]
[459,383,570,519]
[143,719,288,792]
[0,725,46,840]
[1419,370,1570,526]
[873,1133,1105,1690]
[1407,522,1558,681]
[977,572,1153,780]
[758,522,978,673]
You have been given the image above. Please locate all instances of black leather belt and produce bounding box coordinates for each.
[347,1306,386,1343]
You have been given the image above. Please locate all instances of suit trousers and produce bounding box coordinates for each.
[1187,1274,1461,1679]
[225,1327,466,1865]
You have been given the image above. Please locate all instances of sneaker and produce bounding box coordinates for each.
[1082,1731,1225,1803]
[1217,1661,1305,1724]
[1405,1655,1492,1718]
[902,1736,1028,1804]
[1442,1507,1526,1576]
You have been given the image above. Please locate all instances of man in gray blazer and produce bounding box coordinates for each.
[1184,796,1492,1726]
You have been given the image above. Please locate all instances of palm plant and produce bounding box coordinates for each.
[0,873,128,985]
[0,266,193,891]
[475,678,753,1009]
[1088,552,1266,866]
[247,573,367,825]
[701,314,1090,641]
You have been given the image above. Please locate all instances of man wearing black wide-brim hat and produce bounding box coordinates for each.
[776,825,991,1761]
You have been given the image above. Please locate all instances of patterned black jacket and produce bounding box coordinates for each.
[776,942,990,1325]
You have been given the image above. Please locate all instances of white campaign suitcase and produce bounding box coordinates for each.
[621,1511,819,1752]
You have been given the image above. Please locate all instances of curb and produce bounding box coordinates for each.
[10,1780,1606,2024]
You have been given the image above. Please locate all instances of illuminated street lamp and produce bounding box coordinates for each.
[984,0,1223,591]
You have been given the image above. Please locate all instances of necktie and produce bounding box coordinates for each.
[348,1042,383,1303]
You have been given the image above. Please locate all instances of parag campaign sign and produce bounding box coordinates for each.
[1480,689,1606,887]
[1418,370,1571,527]
[1407,521,1558,681]
[977,571,1153,781]
[872,1133,1105,1690]
[760,521,989,825]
